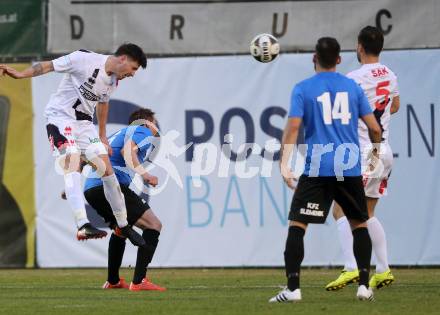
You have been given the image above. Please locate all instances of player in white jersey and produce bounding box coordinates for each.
[326,26,400,291]
[0,44,148,247]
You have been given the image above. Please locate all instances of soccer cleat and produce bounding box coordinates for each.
[356,285,374,301]
[269,288,302,303]
[369,269,395,289]
[325,269,359,291]
[129,278,167,291]
[119,226,146,247]
[102,278,129,289]
[76,223,107,240]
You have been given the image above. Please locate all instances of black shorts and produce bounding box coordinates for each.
[289,175,368,224]
[84,185,150,228]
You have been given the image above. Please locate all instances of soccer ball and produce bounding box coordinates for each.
[250,34,280,63]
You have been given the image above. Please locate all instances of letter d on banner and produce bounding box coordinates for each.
[70,15,84,40]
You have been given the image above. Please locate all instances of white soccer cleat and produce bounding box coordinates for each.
[269,288,302,303]
[356,285,374,301]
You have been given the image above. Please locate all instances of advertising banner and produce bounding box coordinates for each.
[48,0,440,55]
[33,49,440,267]
[0,1,44,57]
[0,64,36,267]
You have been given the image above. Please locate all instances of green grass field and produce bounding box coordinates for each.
[0,268,439,315]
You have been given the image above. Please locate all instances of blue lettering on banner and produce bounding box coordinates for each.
[221,176,249,227]
[259,177,288,227]
[186,176,213,227]
[186,176,292,228]
[185,106,286,162]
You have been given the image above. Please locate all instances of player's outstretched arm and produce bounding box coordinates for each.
[390,95,400,114]
[280,117,302,190]
[0,61,54,79]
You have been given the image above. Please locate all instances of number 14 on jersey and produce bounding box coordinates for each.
[317,92,352,125]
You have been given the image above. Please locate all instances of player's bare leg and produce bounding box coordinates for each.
[88,153,146,247]
[325,203,359,291]
[366,197,394,289]
[58,149,106,240]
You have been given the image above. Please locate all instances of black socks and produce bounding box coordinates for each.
[107,233,127,284]
[352,227,372,287]
[133,229,160,284]
[284,226,306,291]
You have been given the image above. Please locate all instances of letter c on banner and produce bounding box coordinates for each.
[376,9,392,35]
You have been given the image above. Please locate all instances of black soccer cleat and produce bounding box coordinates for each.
[119,225,146,247]
[77,223,108,240]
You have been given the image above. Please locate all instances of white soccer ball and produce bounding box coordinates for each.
[250,33,280,63]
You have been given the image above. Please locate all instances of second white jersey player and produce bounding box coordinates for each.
[348,63,399,198]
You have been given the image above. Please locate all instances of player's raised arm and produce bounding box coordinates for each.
[0,61,54,79]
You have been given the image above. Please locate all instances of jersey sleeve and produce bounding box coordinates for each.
[288,85,305,118]
[132,127,153,150]
[52,51,84,73]
[357,84,373,117]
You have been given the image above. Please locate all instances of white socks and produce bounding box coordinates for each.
[367,217,389,273]
[336,215,390,274]
[102,174,128,228]
[336,216,357,271]
[64,172,89,228]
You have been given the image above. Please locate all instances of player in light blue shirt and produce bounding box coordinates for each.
[289,71,373,177]
[84,121,154,191]
[270,37,382,303]
[84,108,166,291]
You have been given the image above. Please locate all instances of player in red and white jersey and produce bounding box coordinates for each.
[326,26,400,291]
[0,44,147,247]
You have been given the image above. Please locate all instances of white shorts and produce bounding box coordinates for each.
[46,117,107,158]
[361,143,393,198]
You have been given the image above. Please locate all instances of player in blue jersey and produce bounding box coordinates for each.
[269,37,382,303]
[84,108,165,291]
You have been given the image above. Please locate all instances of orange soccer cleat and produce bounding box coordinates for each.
[129,278,166,291]
[102,278,129,289]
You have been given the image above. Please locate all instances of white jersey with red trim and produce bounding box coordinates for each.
[347,63,399,147]
[45,50,117,120]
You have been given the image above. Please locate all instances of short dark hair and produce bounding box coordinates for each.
[115,43,147,69]
[315,37,340,69]
[358,26,384,56]
[128,108,155,125]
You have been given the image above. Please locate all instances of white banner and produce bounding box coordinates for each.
[34,49,440,267]
[47,0,440,55]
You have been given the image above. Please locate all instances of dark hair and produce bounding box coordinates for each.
[315,37,340,69]
[128,108,155,125]
[358,26,384,56]
[115,43,147,69]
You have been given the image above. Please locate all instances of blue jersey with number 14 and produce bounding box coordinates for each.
[289,72,372,177]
